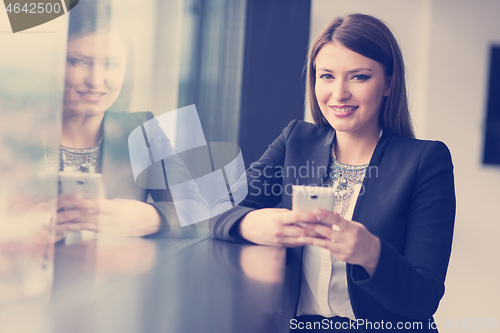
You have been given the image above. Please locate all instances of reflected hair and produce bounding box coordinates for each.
[67,0,111,40]
[66,0,133,112]
[307,14,415,138]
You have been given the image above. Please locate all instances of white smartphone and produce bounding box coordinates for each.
[292,185,335,226]
[58,172,104,199]
[292,185,335,212]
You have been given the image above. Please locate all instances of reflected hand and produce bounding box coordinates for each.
[297,208,381,276]
[56,194,161,237]
[239,208,323,247]
[56,194,98,234]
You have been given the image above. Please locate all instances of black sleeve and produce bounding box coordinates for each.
[209,120,299,243]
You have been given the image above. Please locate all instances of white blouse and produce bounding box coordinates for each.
[296,162,366,320]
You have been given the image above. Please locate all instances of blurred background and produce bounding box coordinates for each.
[0,0,499,330]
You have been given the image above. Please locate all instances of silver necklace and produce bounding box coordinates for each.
[60,144,102,173]
[43,143,102,173]
[324,150,368,218]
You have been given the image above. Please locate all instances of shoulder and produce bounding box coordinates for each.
[281,119,333,142]
[387,133,448,149]
[126,111,155,123]
[103,111,155,143]
[383,133,454,170]
[104,111,154,132]
[283,119,329,133]
[387,134,451,157]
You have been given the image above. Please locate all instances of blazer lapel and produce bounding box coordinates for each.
[351,131,391,226]
[101,112,145,200]
[297,127,334,186]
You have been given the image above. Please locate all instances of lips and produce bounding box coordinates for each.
[329,105,358,117]
[63,90,107,103]
[79,91,106,98]
[78,90,106,102]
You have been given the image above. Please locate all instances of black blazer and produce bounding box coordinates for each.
[210,120,456,332]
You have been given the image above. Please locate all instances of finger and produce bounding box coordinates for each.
[73,198,101,210]
[301,223,346,242]
[296,235,339,252]
[304,229,328,238]
[57,209,85,224]
[57,213,99,231]
[74,198,113,215]
[67,214,99,224]
[57,209,98,224]
[57,193,81,211]
[56,221,98,232]
[281,225,327,238]
[278,236,315,247]
[280,211,318,225]
[315,209,351,231]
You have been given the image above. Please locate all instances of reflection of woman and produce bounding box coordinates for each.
[43,2,181,238]
[211,14,455,332]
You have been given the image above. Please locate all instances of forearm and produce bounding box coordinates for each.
[137,202,162,235]
[210,205,255,243]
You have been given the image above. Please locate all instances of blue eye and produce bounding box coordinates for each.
[352,74,370,81]
[104,61,122,69]
[319,73,334,80]
[67,57,88,67]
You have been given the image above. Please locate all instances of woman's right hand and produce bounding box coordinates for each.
[239,208,323,247]
[55,194,98,235]
[30,194,97,243]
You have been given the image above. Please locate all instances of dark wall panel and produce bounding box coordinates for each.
[483,45,500,165]
[239,0,311,168]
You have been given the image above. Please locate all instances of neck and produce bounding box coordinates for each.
[333,126,381,165]
[61,113,105,148]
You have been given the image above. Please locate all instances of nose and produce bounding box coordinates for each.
[332,80,351,102]
[84,64,105,88]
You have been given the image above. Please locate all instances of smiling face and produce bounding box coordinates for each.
[63,32,127,117]
[314,42,390,137]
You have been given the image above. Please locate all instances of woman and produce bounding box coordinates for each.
[210,14,455,332]
[44,1,195,239]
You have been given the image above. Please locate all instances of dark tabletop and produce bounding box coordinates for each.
[1,223,289,333]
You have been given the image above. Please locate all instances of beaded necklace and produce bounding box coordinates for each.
[323,152,368,218]
[43,143,102,173]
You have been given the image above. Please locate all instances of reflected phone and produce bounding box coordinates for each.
[58,172,104,199]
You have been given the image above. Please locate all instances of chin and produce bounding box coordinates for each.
[63,105,108,117]
[325,120,351,132]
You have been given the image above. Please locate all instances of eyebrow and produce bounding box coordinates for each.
[67,52,125,61]
[316,67,374,74]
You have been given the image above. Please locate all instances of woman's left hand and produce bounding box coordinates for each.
[297,208,381,276]
[58,196,162,237]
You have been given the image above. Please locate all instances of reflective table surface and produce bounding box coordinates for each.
[0,224,288,333]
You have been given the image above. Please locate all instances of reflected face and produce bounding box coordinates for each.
[314,42,390,136]
[63,32,127,117]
